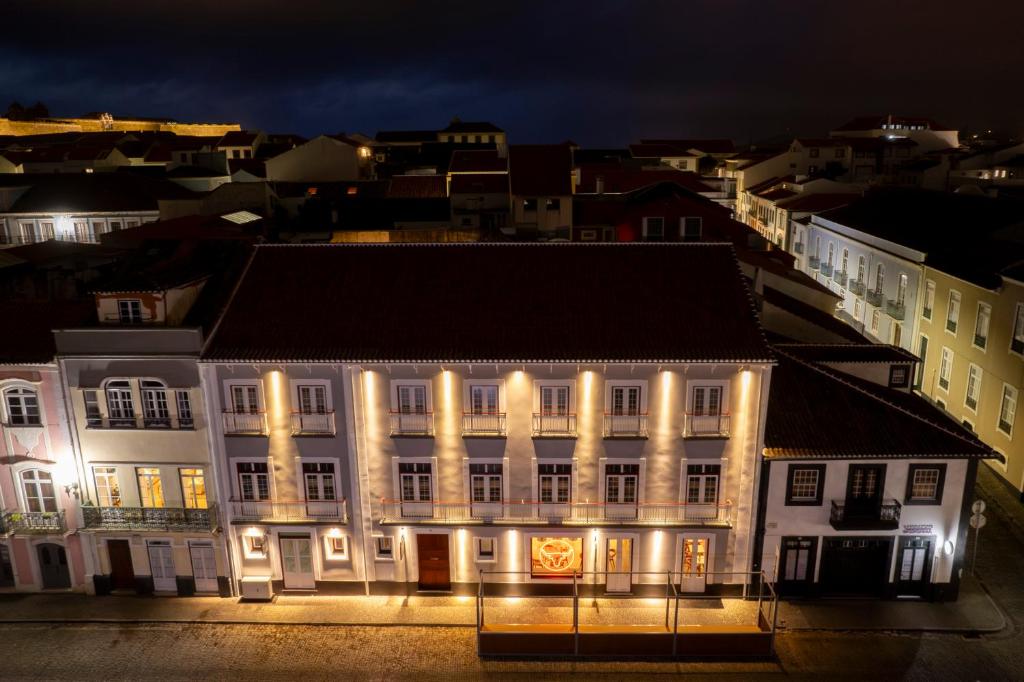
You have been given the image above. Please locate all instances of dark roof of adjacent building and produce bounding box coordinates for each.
[387,175,448,199]
[773,343,917,364]
[0,300,97,363]
[637,139,735,154]
[760,286,865,343]
[576,165,715,194]
[508,144,574,196]
[449,149,507,174]
[450,173,509,194]
[765,351,994,459]
[217,130,260,147]
[3,173,195,213]
[775,192,859,213]
[204,243,773,363]
[440,120,503,134]
[374,130,438,144]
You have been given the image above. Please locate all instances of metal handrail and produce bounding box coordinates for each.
[229,498,348,522]
[378,498,732,524]
[290,410,336,435]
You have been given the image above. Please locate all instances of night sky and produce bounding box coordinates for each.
[3,0,1022,145]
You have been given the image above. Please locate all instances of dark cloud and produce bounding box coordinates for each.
[2,0,1022,144]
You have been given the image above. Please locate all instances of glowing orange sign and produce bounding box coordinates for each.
[530,537,583,576]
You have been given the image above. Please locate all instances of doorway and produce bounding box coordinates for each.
[679,536,710,593]
[37,543,70,589]
[108,540,135,590]
[0,543,14,587]
[189,542,219,593]
[819,537,891,597]
[778,537,817,597]
[147,542,176,592]
[896,536,933,598]
[605,536,633,593]
[416,533,451,591]
[846,464,885,519]
[279,535,315,589]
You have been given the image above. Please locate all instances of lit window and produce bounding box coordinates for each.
[999,385,1017,436]
[946,291,961,334]
[374,536,394,559]
[247,535,266,556]
[475,537,497,562]
[938,347,953,391]
[136,467,165,508]
[94,467,121,507]
[906,465,945,504]
[965,365,982,411]
[180,468,207,509]
[786,465,824,505]
[974,303,991,349]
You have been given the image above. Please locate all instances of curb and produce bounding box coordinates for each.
[0,619,477,628]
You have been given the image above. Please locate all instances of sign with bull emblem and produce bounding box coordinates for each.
[530,537,583,577]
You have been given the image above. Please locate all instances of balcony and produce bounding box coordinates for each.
[101,313,159,325]
[603,414,648,438]
[922,307,932,320]
[793,242,804,255]
[290,411,336,436]
[462,412,507,437]
[222,410,267,435]
[832,269,848,287]
[684,413,731,438]
[378,500,732,527]
[1013,338,1024,355]
[819,263,834,278]
[532,413,577,438]
[865,289,883,307]
[885,299,906,320]
[89,414,194,430]
[848,280,865,297]
[390,411,434,437]
[82,505,217,531]
[229,499,347,524]
[808,256,820,270]
[829,499,901,530]
[974,333,987,350]
[2,510,65,534]
[946,319,957,334]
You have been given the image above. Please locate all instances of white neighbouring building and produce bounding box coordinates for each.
[201,242,775,597]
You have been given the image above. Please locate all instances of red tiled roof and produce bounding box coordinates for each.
[0,300,97,363]
[509,144,573,196]
[776,192,859,212]
[203,243,773,363]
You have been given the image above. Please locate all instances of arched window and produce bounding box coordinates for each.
[104,379,136,428]
[140,380,170,428]
[4,386,40,426]
[874,263,885,294]
[21,469,57,512]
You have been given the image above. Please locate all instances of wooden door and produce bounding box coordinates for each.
[37,543,70,589]
[108,540,135,590]
[416,534,451,591]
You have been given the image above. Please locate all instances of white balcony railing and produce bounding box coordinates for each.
[222,411,268,435]
[389,411,434,436]
[603,414,648,437]
[531,413,577,437]
[462,412,507,436]
[290,411,336,435]
[229,498,347,523]
[378,500,732,526]
[685,413,731,438]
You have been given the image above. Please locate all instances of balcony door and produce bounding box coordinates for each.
[608,385,642,435]
[189,542,219,593]
[538,385,571,433]
[690,385,724,434]
[303,462,337,518]
[399,462,433,518]
[896,536,933,598]
[679,535,710,593]
[470,462,503,519]
[846,464,885,519]
[538,463,571,519]
[684,464,721,521]
[604,463,638,519]
[147,542,176,592]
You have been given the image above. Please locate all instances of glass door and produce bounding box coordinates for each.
[606,536,633,593]
[280,536,315,589]
[679,536,709,592]
[147,543,176,592]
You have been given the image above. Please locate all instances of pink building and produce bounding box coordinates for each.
[0,301,92,591]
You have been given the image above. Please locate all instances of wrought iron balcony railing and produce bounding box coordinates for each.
[793,242,804,255]
[89,414,194,430]
[290,411,336,435]
[885,299,906,320]
[229,499,347,524]
[866,289,884,307]
[603,414,648,438]
[974,333,987,350]
[819,263,834,277]
[922,307,932,320]
[849,280,865,297]
[82,505,217,531]
[829,499,901,530]
[808,256,820,270]
[946,318,958,333]
[462,412,507,436]
[2,510,66,534]
[390,411,434,436]
[222,410,267,435]
[684,413,731,438]
[532,413,577,437]
[378,499,732,526]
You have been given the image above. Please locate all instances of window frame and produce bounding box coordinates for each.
[93,466,122,507]
[973,302,991,351]
[923,280,935,320]
[1011,302,1024,357]
[224,380,263,414]
[785,464,826,506]
[946,290,961,335]
[938,347,953,392]
[20,468,58,513]
[904,463,947,505]
[179,467,208,509]
[680,216,702,241]
[373,535,394,561]
[474,536,498,563]
[3,385,41,426]
[965,363,982,413]
[998,383,1017,437]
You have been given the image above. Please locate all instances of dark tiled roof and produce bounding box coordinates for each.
[450,173,509,194]
[765,351,994,459]
[204,243,773,363]
[0,300,97,363]
[774,343,917,364]
[387,175,448,199]
[217,130,260,147]
[638,139,735,154]
[760,287,864,343]
[576,166,715,194]
[450,149,507,173]
[775,192,859,212]
[440,120,503,134]
[509,144,573,196]
[4,174,194,213]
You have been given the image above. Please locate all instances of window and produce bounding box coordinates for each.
[108,220,122,232]
[540,385,569,416]
[891,322,902,347]
[237,462,270,501]
[303,462,337,501]
[923,280,935,319]
[228,383,260,414]
[840,248,849,275]
[889,365,909,388]
[4,387,40,425]
[905,464,946,504]
[545,198,561,211]
[141,380,170,428]
[999,384,1017,436]
[523,198,537,212]
[469,385,499,415]
[180,468,207,509]
[681,217,702,241]
[137,467,164,508]
[396,384,427,414]
[870,309,880,335]
[605,463,639,504]
[475,537,497,562]
[610,385,641,416]
[938,347,953,391]
[946,290,961,333]
[827,243,835,268]
[785,465,825,505]
[854,297,863,319]
[642,217,665,241]
[965,364,982,411]
[974,303,991,350]
[538,463,572,504]
[691,385,723,417]
[84,389,102,427]
[118,299,143,324]
[399,462,432,502]
[246,534,266,556]
[94,467,121,507]
[873,263,884,294]
[470,463,502,503]
[856,255,866,286]
[374,536,394,559]
[297,384,328,415]
[896,273,908,306]
[105,380,136,427]
[176,391,193,428]
[1013,303,1024,355]
[686,464,720,504]
[21,470,57,512]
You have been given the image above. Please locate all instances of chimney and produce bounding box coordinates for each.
[595,175,605,195]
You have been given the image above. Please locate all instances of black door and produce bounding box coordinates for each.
[846,464,886,519]
[37,543,71,589]
[108,539,136,590]
[818,537,891,597]
[895,537,932,598]
[778,537,817,597]
[0,543,14,587]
